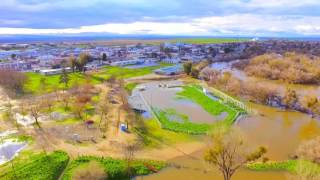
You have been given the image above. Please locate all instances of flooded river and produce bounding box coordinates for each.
[143,102,320,180]
[134,73,320,179]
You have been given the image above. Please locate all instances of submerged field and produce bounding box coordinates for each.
[134,81,243,134]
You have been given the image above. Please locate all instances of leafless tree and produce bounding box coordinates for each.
[204,127,267,180]
[27,99,43,128]
[123,140,139,179]
[0,69,27,96]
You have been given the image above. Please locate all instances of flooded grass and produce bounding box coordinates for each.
[135,119,196,148]
[247,160,320,175]
[176,85,238,125]
[153,108,211,134]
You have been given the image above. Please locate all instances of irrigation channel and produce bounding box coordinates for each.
[130,80,320,180]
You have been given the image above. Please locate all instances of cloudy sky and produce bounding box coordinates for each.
[0,0,320,36]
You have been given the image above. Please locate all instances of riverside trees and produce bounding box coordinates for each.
[244,53,320,84]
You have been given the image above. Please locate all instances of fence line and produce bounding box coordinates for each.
[202,85,254,114]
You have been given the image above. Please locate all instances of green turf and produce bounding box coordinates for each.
[24,72,97,94]
[24,63,170,94]
[93,63,170,80]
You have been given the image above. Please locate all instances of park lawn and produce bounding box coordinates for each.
[135,119,197,147]
[177,86,238,125]
[24,63,170,94]
[24,72,101,94]
[171,38,249,44]
[62,156,166,180]
[0,151,69,180]
[93,63,171,80]
[247,160,320,175]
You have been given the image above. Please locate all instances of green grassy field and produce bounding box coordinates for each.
[0,151,69,180]
[24,63,170,94]
[171,38,249,44]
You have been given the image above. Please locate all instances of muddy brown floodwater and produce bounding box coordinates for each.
[136,81,227,123]
[141,85,320,180]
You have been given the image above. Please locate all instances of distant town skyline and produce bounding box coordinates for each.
[0,0,320,36]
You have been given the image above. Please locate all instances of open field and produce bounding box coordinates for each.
[171,38,249,44]
[24,63,170,94]
[82,38,250,46]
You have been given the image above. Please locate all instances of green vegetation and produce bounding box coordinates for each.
[93,63,169,80]
[134,119,197,148]
[125,82,138,94]
[177,86,238,125]
[24,72,97,94]
[0,151,69,180]
[62,156,166,180]
[153,108,211,134]
[1,134,33,143]
[171,38,249,44]
[247,160,320,174]
[24,63,169,94]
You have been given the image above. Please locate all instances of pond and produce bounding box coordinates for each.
[0,140,27,165]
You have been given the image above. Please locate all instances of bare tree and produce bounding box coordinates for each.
[72,161,107,180]
[123,140,139,179]
[41,96,54,113]
[69,55,77,72]
[0,69,27,96]
[60,92,71,111]
[27,99,43,128]
[204,127,267,180]
[296,136,320,164]
[97,94,110,137]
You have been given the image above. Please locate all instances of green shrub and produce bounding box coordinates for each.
[0,151,69,180]
[246,160,320,174]
[247,160,297,172]
[62,156,166,180]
